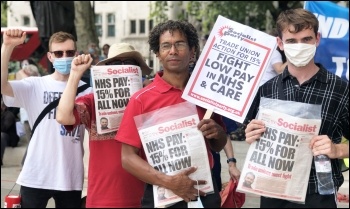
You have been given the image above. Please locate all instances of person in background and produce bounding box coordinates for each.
[1,29,92,208]
[80,43,97,87]
[1,97,20,166]
[56,42,152,208]
[87,42,100,65]
[259,28,287,86]
[101,44,110,60]
[244,8,349,208]
[116,20,227,208]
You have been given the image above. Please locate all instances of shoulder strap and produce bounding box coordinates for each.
[31,83,90,136]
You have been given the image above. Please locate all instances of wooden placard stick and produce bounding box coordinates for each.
[203,109,213,119]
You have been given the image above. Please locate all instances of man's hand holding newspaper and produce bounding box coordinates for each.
[164,167,207,200]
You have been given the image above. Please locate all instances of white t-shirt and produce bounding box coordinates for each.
[20,108,28,124]
[260,49,283,86]
[3,75,92,191]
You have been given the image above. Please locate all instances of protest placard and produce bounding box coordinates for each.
[182,15,277,123]
[91,64,142,134]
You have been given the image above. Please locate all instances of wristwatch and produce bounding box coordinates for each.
[227,157,237,164]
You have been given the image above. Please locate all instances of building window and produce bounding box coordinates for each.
[95,14,102,37]
[130,20,136,34]
[107,13,115,37]
[23,16,30,26]
[139,19,145,34]
[149,19,154,31]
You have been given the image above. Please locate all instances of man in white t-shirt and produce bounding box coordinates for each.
[1,29,93,208]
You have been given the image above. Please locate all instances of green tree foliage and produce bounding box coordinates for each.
[150,1,169,23]
[1,1,8,27]
[187,1,303,34]
[150,1,304,34]
[74,1,99,52]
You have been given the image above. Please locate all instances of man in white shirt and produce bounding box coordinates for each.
[1,28,93,208]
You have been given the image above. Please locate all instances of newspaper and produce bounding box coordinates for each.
[237,107,321,202]
[91,64,142,134]
[134,102,214,208]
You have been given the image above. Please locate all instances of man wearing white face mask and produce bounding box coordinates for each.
[1,29,93,208]
[283,41,317,68]
[244,8,349,208]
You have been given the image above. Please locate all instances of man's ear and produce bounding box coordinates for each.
[316,32,321,47]
[47,52,54,63]
[276,36,284,51]
[191,47,195,56]
[189,47,195,60]
[156,52,161,61]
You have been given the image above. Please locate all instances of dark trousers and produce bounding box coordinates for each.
[261,193,337,208]
[211,150,222,191]
[20,185,82,208]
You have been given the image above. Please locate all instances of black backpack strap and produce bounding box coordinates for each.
[31,83,90,136]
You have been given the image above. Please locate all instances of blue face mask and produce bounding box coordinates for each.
[53,57,74,75]
[88,48,95,54]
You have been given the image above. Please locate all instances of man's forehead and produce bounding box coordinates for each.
[282,27,315,39]
[51,40,75,50]
[160,30,186,41]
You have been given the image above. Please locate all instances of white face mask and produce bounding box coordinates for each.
[283,43,316,67]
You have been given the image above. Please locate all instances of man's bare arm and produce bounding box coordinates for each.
[1,29,26,97]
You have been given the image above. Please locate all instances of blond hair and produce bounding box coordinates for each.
[48,31,77,51]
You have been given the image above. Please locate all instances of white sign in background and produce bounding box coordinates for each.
[182,15,277,123]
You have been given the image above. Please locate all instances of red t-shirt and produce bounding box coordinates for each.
[66,93,144,208]
[115,72,226,169]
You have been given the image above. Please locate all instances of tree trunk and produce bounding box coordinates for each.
[74,1,99,53]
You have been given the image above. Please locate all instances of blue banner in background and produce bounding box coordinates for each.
[304,1,349,81]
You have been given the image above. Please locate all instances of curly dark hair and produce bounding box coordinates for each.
[148,20,199,55]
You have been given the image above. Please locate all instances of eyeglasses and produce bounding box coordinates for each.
[50,50,76,58]
[106,59,139,66]
[160,42,188,52]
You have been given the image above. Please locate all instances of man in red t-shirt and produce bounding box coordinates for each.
[115,20,227,208]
